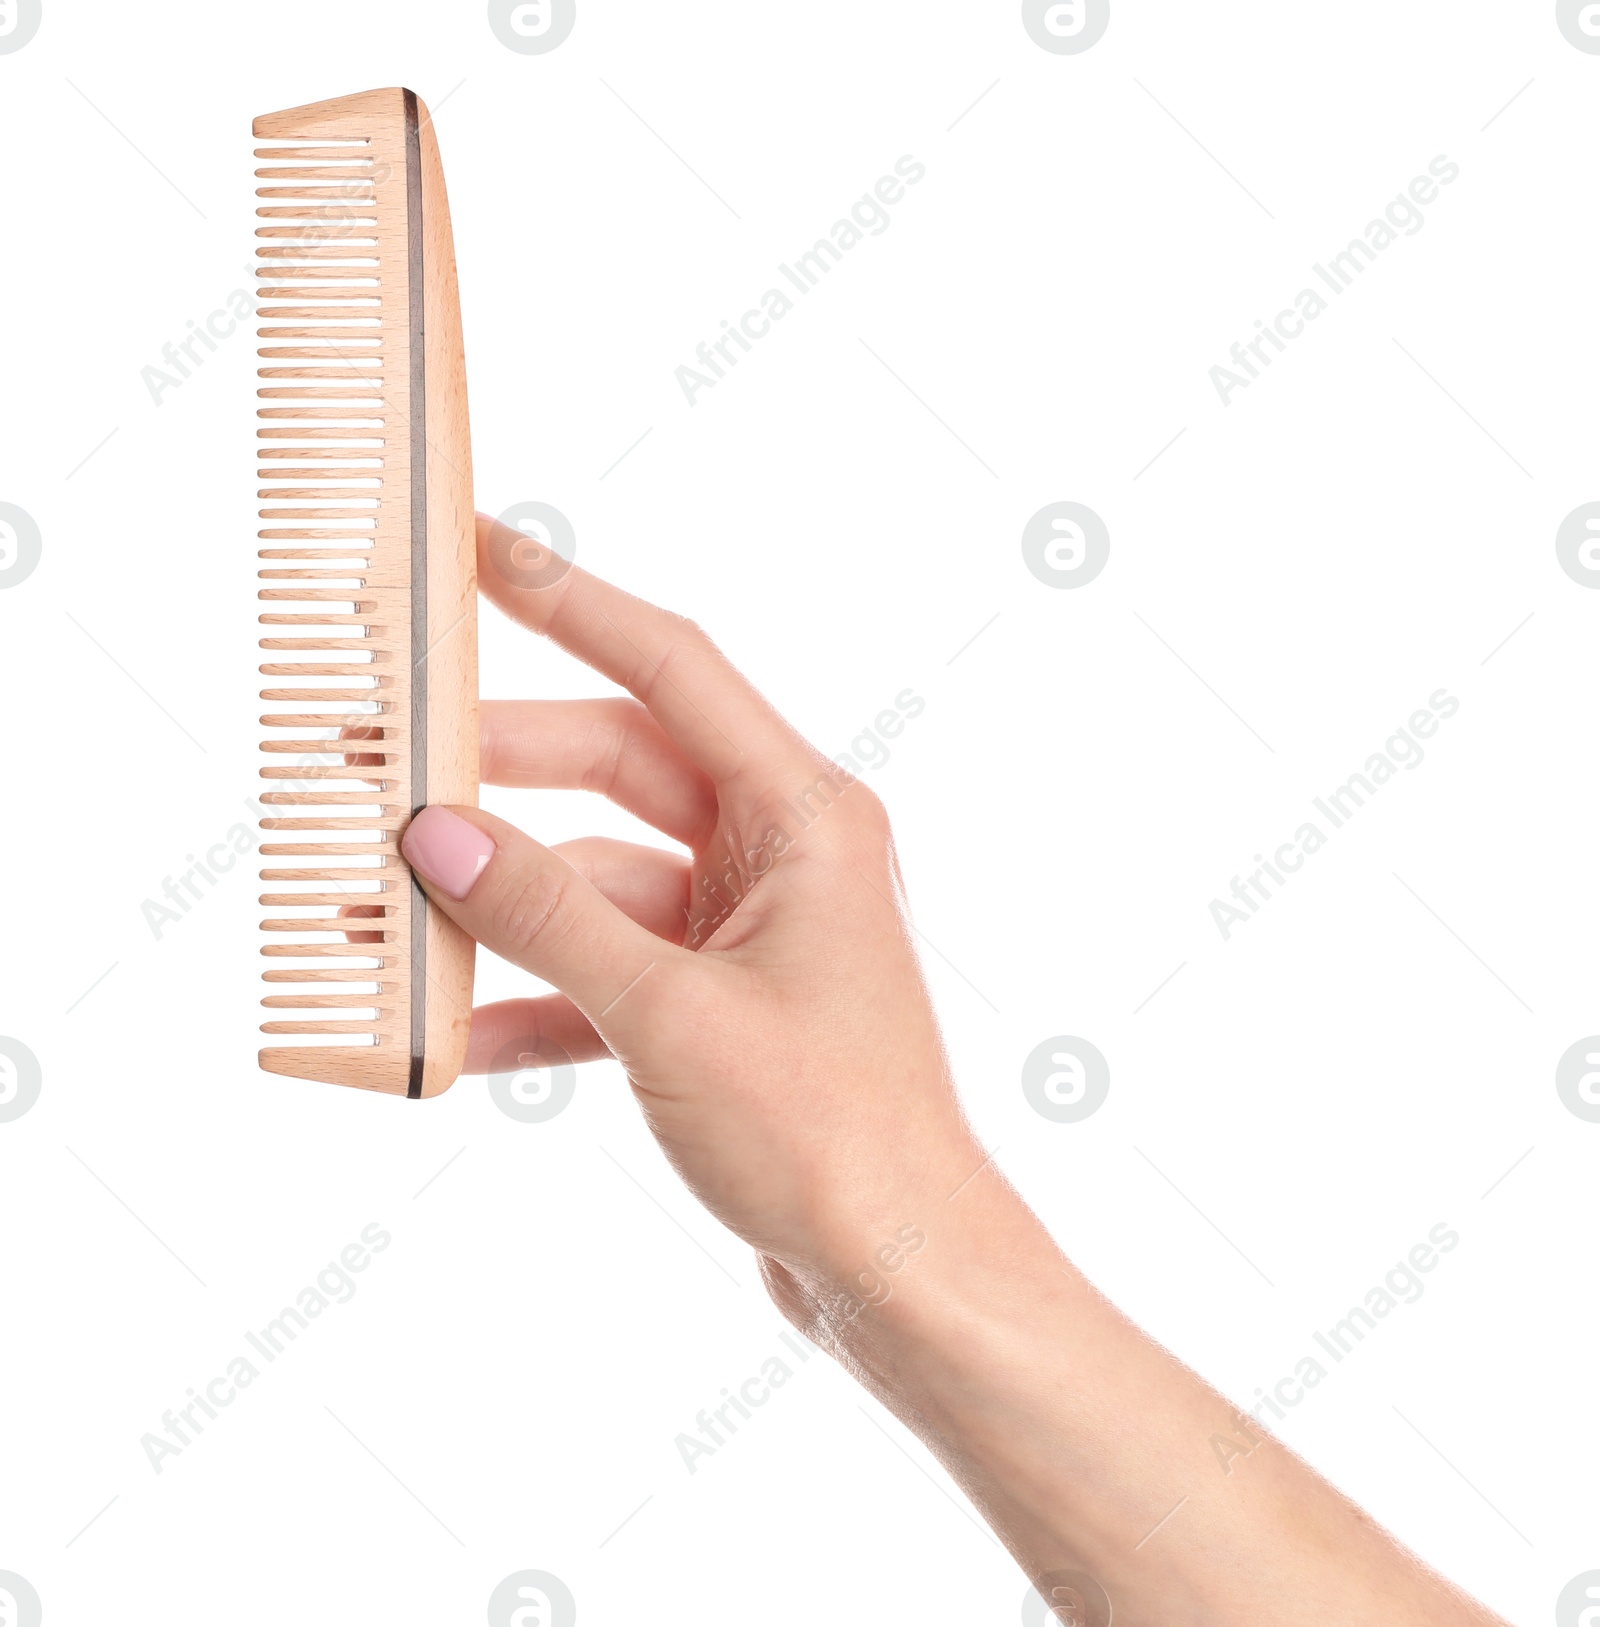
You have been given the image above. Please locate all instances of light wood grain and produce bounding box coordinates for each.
[254,87,477,1099]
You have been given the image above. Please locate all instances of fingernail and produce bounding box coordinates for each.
[402,807,496,900]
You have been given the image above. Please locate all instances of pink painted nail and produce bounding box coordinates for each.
[402,807,496,900]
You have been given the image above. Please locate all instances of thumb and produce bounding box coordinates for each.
[401,805,685,1028]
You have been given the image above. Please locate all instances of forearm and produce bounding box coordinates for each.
[785,1174,1505,1627]
[430,534,1507,1621]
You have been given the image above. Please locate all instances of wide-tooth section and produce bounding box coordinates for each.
[255,111,414,1084]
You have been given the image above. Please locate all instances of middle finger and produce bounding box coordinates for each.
[482,697,717,849]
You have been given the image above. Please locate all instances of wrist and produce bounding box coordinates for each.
[773,1156,1065,1381]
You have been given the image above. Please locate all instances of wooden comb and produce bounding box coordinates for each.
[254,88,477,1098]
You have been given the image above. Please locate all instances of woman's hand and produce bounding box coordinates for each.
[401,514,983,1315]
[400,513,1509,1627]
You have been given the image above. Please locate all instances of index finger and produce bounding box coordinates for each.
[476,512,812,788]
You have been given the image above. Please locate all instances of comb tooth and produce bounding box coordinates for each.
[265,969,387,982]
[260,732,392,745]
[259,555,377,566]
[257,846,397,859]
[260,562,377,575]
[260,797,397,809]
[263,817,404,831]
[258,644,382,658]
[256,286,382,300]
[260,369,383,382]
[256,357,381,370]
[257,535,375,544]
[263,995,383,1009]
[257,166,380,181]
[257,274,379,289]
[256,230,380,241]
[262,898,390,911]
[263,919,394,938]
[260,868,401,882]
[259,565,372,577]
[257,238,379,253]
[262,1022,388,1036]
[259,448,383,461]
[254,143,373,157]
[260,692,384,705]
[256,187,378,203]
[260,710,387,724]
[256,227,377,241]
[262,943,388,958]
[259,768,392,785]
[259,668,387,682]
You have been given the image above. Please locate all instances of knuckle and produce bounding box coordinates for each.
[477,729,502,784]
[637,616,716,706]
[787,765,889,837]
[477,701,516,783]
[578,711,631,801]
[847,782,891,834]
[486,865,572,954]
[660,613,719,666]
[824,784,891,855]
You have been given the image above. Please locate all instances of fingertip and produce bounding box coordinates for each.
[402,806,497,901]
[463,1008,503,1073]
[465,996,612,1072]
[336,902,386,945]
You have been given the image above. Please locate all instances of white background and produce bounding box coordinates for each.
[0,3,1593,1623]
